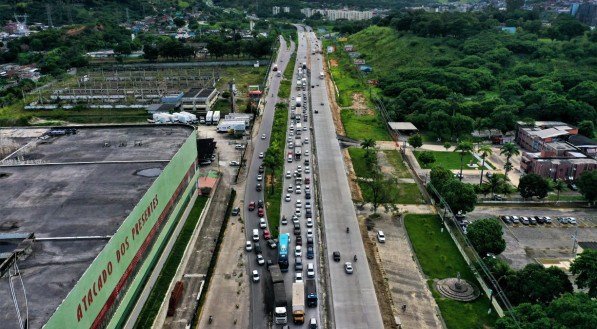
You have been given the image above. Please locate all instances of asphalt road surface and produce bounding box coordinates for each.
[303,26,385,329]
[243,37,295,329]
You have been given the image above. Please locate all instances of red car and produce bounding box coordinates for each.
[248,201,255,211]
[263,229,271,240]
[257,207,265,217]
[304,177,310,184]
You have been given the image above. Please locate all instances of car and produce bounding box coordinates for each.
[306,209,313,217]
[304,228,312,238]
[266,259,274,268]
[303,126,307,131]
[287,185,294,193]
[259,152,264,159]
[258,207,265,217]
[295,258,303,271]
[257,199,264,208]
[305,167,311,174]
[544,216,553,224]
[295,199,302,207]
[304,159,310,165]
[252,270,260,282]
[306,236,314,246]
[245,241,253,251]
[261,133,266,140]
[303,138,309,144]
[281,216,288,225]
[535,216,544,224]
[486,172,493,178]
[306,218,313,227]
[305,150,310,156]
[333,251,341,262]
[296,236,303,246]
[511,216,520,224]
[305,192,311,200]
[256,254,265,266]
[256,174,263,181]
[248,201,255,211]
[232,207,240,216]
[256,183,262,192]
[307,263,315,278]
[285,193,291,202]
[521,217,530,225]
[199,160,212,166]
[229,161,240,166]
[235,144,245,149]
[530,217,537,225]
[568,182,579,191]
[267,239,277,249]
[295,188,302,194]
[307,246,314,259]
[263,229,271,240]
[254,242,262,254]
[309,318,317,329]
[259,217,267,229]
[287,136,292,142]
[258,165,264,174]
[314,109,319,114]
[295,245,302,257]
[295,272,304,283]
[320,102,324,106]
[568,217,577,225]
[344,262,354,274]
[454,173,464,179]
[297,166,302,172]
[294,208,302,217]
[293,225,301,236]
[377,231,386,243]
[292,215,300,225]
[286,171,292,179]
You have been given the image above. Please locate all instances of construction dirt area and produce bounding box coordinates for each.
[351,93,374,115]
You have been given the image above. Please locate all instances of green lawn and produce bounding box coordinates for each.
[134,195,209,328]
[404,214,497,329]
[414,150,479,170]
[277,49,296,100]
[396,183,425,204]
[383,150,412,178]
[264,104,288,237]
[347,147,374,179]
[341,109,391,141]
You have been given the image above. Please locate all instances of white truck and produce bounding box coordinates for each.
[205,111,214,125]
[296,97,302,108]
[296,79,302,90]
[292,282,305,324]
[217,120,247,132]
[212,111,221,124]
[273,64,279,71]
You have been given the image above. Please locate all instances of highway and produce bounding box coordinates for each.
[303,26,385,329]
[277,25,323,328]
[243,37,295,329]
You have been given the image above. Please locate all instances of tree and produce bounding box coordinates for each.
[577,171,597,204]
[502,263,573,306]
[173,17,186,28]
[577,120,595,138]
[454,141,474,180]
[477,145,493,185]
[442,180,477,214]
[430,166,454,191]
[443,142,451,151]
[143,44,159,61]
[361,138,377,165]
[263,146,282,194]
[552,179,566,203]
[500,142,520,176]
[407,134,423,149]
[570,249,597,298]
[367,168,395,213]
[547,293,597,328]
[417,151,436,167]
[519,173,550,199]
[506,0,524,12]
[496,303,551,329]
[360,138,376,150]
[467,219,506,256]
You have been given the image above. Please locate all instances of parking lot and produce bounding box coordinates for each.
[468,206,597,269]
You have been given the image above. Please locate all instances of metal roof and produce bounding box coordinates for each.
[388,122,418,131]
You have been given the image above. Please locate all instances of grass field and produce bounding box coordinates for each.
[341,109,391,141]
[278,49,297,100]
[264,103,288,236]
[414,150,479,170]
[404,214,497,329]
[134,195,209,328]
[347,147,374,179]
[396,183,425,204]
[383,150,412,178]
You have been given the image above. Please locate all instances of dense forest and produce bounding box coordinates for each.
[340,10,597,139]
[0,0,201,26]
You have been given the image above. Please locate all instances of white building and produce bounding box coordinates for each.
[300,8,376,21]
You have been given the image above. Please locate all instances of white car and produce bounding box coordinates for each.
[287,185,294,193]
[294,208,302,217]
[303,138,309,144]
[305,167,310,174]
[252,270,260,282]
[295,199,302,207]
[259,217,267,229]
[307,263,315,278]
[286,171,292,179]
[256,254,265,266]
[377,231,386,243]
[292,215,300,225]
[303,126,307,131]
[344,262,353,274]
[295,245,302,257]
[235,144,245,149]
[257,174,263,181]
[259,152,264,159]
[295,272,303,283]
[297,166,302,172]
[245,241,253,251]
[285,194,291,202]
[295,188,302,195]
[261,133,266,140]
[229,161,240,166]
[306,218,313,228]
[306,228,313,238]
[305,150,310,156]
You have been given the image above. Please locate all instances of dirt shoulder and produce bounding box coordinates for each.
[323,56,346,136]
[342,148,363,202]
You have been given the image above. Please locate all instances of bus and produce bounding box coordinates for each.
[278,233,290,272]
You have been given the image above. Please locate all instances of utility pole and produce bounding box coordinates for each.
[126,8,130,25]
[46,4,53,28]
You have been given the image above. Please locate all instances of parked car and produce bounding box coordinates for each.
[229,161,240,166]
[295,245,302,258]
[263,229,271,240]
[259,217,267,229]
[307,263,315,278]
[232,207,240,216]
[252,270,260,282]
[258,207,264,217]
[377,231,386,243]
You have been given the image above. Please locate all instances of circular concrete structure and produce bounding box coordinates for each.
[435,278,480,301]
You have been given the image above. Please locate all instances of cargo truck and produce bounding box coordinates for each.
[306,279,317,307]
[292,282,305,324]
[296,97,302,108]
[205,111,214,125]
[273,282,288,324]
[294,146,302,160]
[273,64,278,71]
[212,111,221,124]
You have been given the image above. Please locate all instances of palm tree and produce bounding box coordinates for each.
[500,142,520,176]
[477,145,493,185]
[553,179,566,203]
[454,141,474,180]
[361,138,376,150]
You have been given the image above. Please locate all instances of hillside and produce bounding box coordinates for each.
[0,0,195,26]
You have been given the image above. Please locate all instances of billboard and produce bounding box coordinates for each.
[44,129,198,329]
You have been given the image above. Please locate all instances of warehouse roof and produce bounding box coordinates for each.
[0,125,193,329]
[388,122,418,131]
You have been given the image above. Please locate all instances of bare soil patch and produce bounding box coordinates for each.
[329,59,338,67]
[323,56,346,136]
[351,93,374,116]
